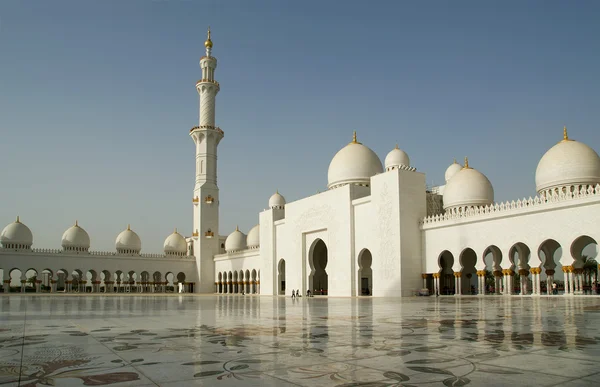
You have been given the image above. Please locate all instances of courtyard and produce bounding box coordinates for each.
[0,295,599,386]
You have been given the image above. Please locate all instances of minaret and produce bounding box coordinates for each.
[189,27,224,293]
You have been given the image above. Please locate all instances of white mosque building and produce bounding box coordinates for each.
[2,30,600,297]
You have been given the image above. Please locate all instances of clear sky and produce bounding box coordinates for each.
[1,0,599,253]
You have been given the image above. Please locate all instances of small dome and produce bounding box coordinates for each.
[328,132,383,189]
[269,191,286,209]
[164,229,187,256]
[535,127,600,193]
[385,144,410,170]
[61,221,90,252]
[0,216,33,249]
[443,158,494,210]
[445,159,463,182]
[225,226,246,253]
[246,224,260,248]
[115,225,142,254]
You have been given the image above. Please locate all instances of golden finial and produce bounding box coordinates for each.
[127,224,131,231]
[75,220,79,227]
[464,157,470,169]
[276,189,279,194]
[204,26,213,48]
[174,227,178,234]
[395,143,399,150]
[16,216,20,223]
[453,158,457,164]
[560,125,573,142]
[235,225,239,232]
[353,131,357,143]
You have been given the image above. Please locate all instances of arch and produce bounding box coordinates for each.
[245,269,250,293]
[251,269,257,294]
[278,259,286,295]
[165,272,175,292]
[459,248,477,295]
[437,250,455,295]
[233,271,239,293]
[358,248,373,296]
[309,239,328,295]
[570,235,598,293]
[24,268,38,292]
[40,269,53,292]
[482,245,502,294]
[509,242,532,294]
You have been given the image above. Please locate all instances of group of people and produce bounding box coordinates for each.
[291,289,325,298]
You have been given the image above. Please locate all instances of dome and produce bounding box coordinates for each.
[115,225,142,254]
[61,221,90,252]
[269,191,286,209]
[225,226,246,252]
[535,127,600,193]
[0,216,33,249]
[246,224,260,248]
[443,158,494,210]
[164,229,187,256]
[384,144,410,170]
[445,159,463,182]
[328,132,384,189]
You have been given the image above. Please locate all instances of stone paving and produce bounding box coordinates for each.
[1,294,599,386]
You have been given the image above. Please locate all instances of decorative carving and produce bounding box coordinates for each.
[205,195,214,204]
[205,230,214,238]
[192,196,200,203]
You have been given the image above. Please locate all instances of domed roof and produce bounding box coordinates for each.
[164,229,187,256]
[445,159,463,182]
[535,127,600,193]
[225,226,246,252]
[61,221,90,251]
[328,132,383,189]
[115,225,142,254]
[247,224,260,248]
[269,191,286,209]
[384,144,410,170]
[0,216,33,248]
[443,158,494,210]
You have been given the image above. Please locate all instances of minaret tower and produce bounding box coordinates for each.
[190,27,224,293]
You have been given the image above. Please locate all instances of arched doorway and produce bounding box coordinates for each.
[358,249,372,296]
[459,248,477,295]
[438,250,454,295]
[309,239,328,295]
[278,259,286,295]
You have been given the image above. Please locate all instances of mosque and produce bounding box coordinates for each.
[2,30,600,297]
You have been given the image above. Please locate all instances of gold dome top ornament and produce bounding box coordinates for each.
[561,126,573,143]
[463,157,471,169]
[204,27,213,48]
[350,131,362,145]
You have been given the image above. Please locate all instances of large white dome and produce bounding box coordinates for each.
[445,159,463,182]
[225,226,246,252]
[164,229,187,256]
[61,221,90,252]
[0,216,33,249]
[269,191,286,209]
[384,144,410,171]
[115,225,142,254]
[327,132,383,189]
[535,128,600,193]
[246,224,260,248]
[443,158,494,210]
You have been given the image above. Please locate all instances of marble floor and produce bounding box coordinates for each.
[1,295,600,386]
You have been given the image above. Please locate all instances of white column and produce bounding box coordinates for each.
[563,269,570,295]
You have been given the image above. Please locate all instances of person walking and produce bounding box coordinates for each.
[291,290,295,299]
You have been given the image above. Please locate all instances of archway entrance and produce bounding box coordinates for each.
[278,259,286,295]
[358,249,372,296]
[309,239,328,295]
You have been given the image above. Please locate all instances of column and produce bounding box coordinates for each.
[477,271,486,295]
[494,270,502,294]
[454,272,462,295]
[568,267,575,294]
[422,274,427,290]
[546,269,555,295]
[562,267,570,295]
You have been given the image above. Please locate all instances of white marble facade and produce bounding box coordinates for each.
[2,31,600,297]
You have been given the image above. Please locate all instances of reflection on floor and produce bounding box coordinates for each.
[1,295,600,386]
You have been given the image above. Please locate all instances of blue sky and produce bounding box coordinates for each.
[1,0,599,253]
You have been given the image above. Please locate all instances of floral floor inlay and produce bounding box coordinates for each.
[1,295,600,386]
